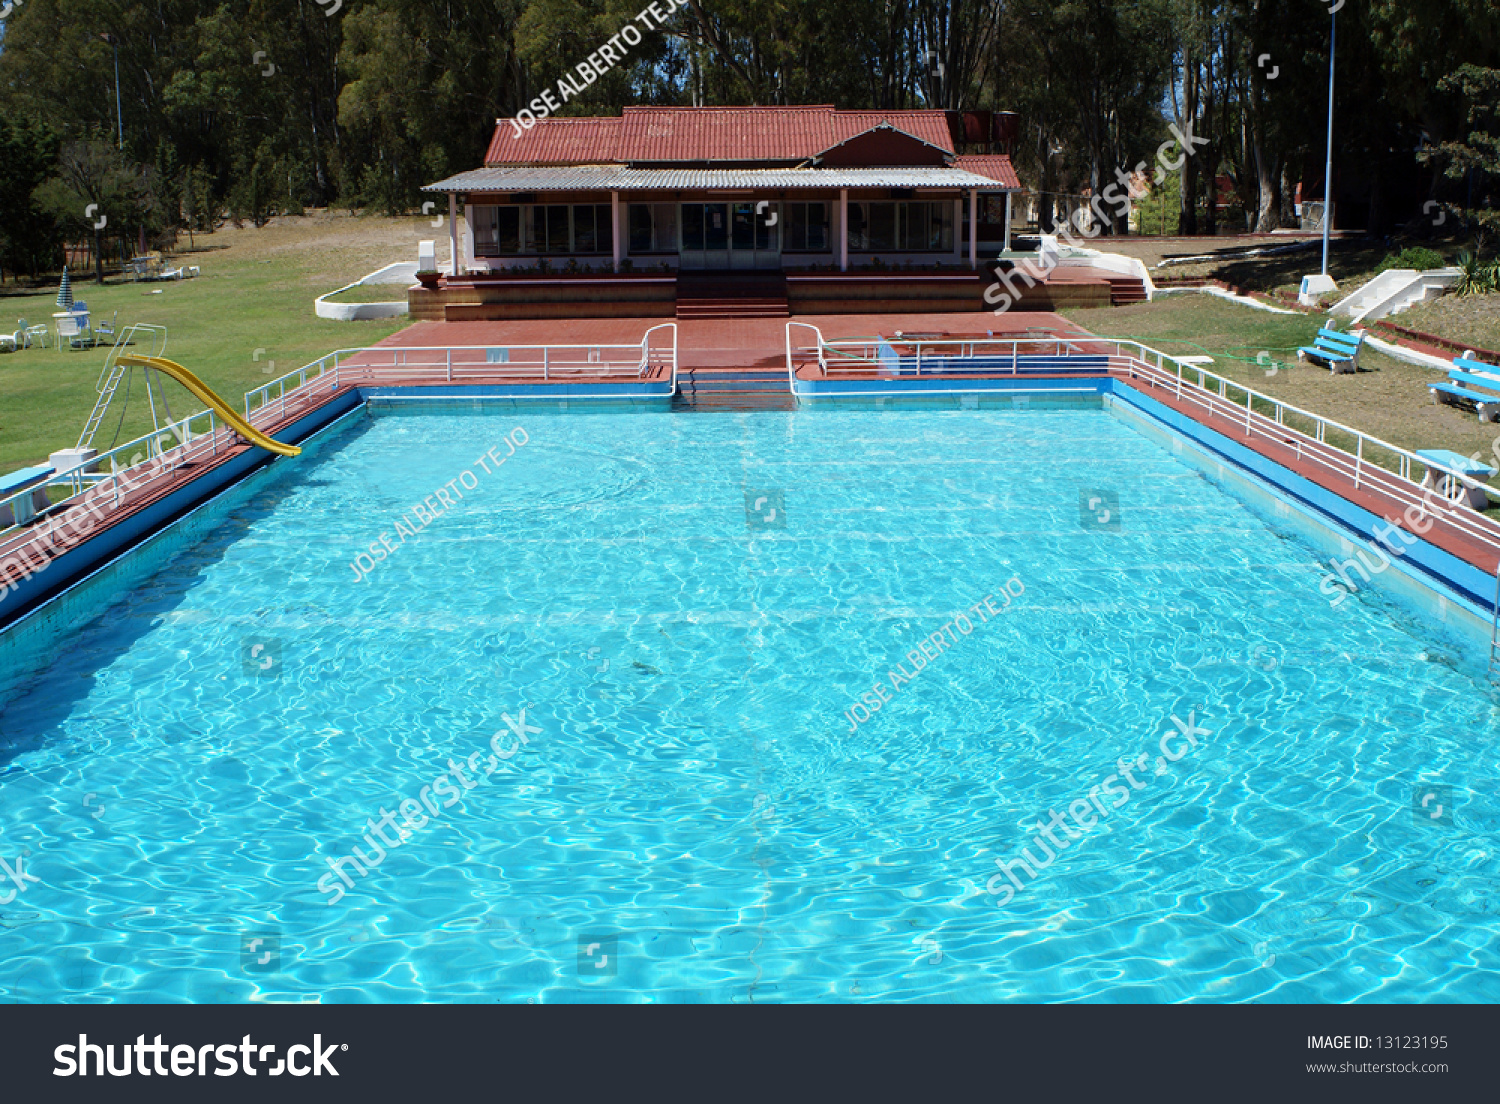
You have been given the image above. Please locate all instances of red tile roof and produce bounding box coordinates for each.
[618,105,838,162]
[828,111,955,152]
[485,106,959,167]
[953,154,1021,189]
[484,117,622,165]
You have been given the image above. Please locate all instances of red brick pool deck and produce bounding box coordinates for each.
[374,311,1094,372]
[2,310,1498,615]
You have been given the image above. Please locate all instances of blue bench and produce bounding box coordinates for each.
[1297,327,1365,374]
[1416,448,1496,509]
[0,465,54,528]
[1429,356,1500,423]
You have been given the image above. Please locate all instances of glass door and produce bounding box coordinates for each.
[681,202,730,269]
[680,201,779,269]
[730,203,756,269]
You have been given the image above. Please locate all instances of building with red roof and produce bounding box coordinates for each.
[422,106,1020,277]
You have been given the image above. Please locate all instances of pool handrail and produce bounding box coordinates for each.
[243,326,679,421]
[6,322,1499,601]
[0,400,235,561]
[1,327,681,574]
[783,322,1500,564]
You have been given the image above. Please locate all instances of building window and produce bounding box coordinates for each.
[497,207,521,253]
[848,201,954,252]
[546,206,571,253]
[785,202,829,251]
[575,205,598,253]
[472,203,613,256]
[472,206,500,254]
[628,203,677,253]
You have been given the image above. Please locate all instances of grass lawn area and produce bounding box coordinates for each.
[0,211,428,471]
[1099,235,1470,302]
[1064,294,1500,512]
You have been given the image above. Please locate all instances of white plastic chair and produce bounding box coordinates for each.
[56,314,91,350]
[17,319,48,349]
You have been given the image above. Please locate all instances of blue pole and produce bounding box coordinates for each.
[1321,8,1335,275]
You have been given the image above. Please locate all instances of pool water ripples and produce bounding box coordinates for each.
[0,403,1496,1002]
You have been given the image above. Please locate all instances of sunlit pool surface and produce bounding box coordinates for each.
[1,403,1497,1003]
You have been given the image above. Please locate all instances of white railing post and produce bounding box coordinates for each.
[447,349,452,383]
[544,348,549,381]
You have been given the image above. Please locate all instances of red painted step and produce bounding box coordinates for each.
[1105,275,1149,306]
[675,271,790,320]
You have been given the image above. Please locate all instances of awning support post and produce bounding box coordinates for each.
[611,190,622,271]
[449,193,460,276]
[968,189,978,269]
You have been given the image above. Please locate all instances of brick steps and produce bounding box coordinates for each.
[1105,275,1149,305]
[676,299,790,319]
[676,272,790,320]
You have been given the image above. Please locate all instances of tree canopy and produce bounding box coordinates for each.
[1,0,1496,275]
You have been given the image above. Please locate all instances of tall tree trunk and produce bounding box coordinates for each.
[1179,62,1199,235]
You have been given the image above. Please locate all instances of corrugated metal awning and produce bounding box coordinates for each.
[422,165,1017,193]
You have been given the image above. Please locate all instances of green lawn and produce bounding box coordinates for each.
[0,213,421,471]
[1065,294,1500,509]
[1397,292,1500,354]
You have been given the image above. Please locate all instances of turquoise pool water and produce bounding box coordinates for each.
[1,402,1497,1003]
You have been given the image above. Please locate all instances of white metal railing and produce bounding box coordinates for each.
[244,324,678,421]
[2,326,680,597]
[1105,339,1500,562]
[782,323,1500,564]
[1,404,231,571]
[785,321,826,386]
[785,322,1093,384]
[1104,338,1500,506]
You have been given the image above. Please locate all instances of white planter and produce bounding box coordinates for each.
[315,262,417,322]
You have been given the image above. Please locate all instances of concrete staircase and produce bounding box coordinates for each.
[673,366,795,412]
[675,271,790,320]
[1331,268,1460,326]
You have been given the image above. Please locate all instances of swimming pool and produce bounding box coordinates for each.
[1,400,1496,1003]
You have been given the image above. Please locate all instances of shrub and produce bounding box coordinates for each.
[1375,246,1446,274]
[1455,251,1500,296]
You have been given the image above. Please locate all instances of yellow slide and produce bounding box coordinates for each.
[116,355,302,457]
